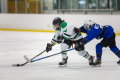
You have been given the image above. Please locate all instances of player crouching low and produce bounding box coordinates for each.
[46,17,95,67]
[79,18,120,67]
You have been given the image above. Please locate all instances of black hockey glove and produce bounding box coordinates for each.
[74,43,84,51]
[46,43,53,52]
[57,36,63,44]
[74,27,81,33]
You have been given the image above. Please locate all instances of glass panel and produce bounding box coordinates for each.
[38,0,41,13]
[42,0,58,14]
[72,0,85,9]
[98,0,110,14]
[98,0,109,9]
[43,0,53,10]
[8,0,15,13]
[112,0,120,14]
[53,0,59,9]
[98,10,110,14]
[85,0,96,9]
[17,0,25,13]
[59,10,71,14]
[72,0,84,14]
[72,10,85,14]
[84,0,97,14]
[27,0,36,13]
[60,0,71,9]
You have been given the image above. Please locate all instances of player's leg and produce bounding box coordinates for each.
[94,38,110,66]
[94,32,117,66]
[94,43,103,66]
[109,33,120,64]
[74,42,94,65]
[59,39,72,67]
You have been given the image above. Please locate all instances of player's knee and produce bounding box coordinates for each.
[61,43,69,51]
[75,43,84,51]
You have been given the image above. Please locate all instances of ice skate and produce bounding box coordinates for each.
[59,56,68,67]
[117,59,120,65]
[88,55,94,66]
[93,58,101,67]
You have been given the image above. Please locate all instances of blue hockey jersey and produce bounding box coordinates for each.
[79,24,114,45]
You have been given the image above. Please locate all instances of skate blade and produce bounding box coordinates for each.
[92,64,101,67]
[59,64,67,67]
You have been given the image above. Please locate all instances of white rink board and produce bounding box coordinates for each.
[0,14,120,33]
[0,31,120,80]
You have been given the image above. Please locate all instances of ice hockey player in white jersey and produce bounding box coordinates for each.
[46,17,94,67]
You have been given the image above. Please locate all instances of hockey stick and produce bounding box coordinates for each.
[12,50,46,67]
[12,43,57,67]
[24,48,74,63]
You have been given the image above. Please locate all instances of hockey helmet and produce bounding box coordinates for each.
[84,18,95,30]
[52,17,62,30]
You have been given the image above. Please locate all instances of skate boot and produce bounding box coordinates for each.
[59,56,68,67]
[93,58,101,67]
[88,55,94,66]
[117,59,120,65]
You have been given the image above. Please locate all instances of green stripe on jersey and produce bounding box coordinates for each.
[75,33,82,39]
[63,35,69,39]
[62,53,67,55]
[60,22,67,29]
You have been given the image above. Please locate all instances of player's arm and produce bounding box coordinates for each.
[80,28,101,45]
[62,27,80,40]
[46,31,60,52]
[79,26,87,33]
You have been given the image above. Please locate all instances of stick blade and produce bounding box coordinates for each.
[24,55,31,62]
[12,64,21,67]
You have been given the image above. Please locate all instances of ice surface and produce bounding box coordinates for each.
[0,31,120,80]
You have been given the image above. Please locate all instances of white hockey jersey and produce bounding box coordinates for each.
[51,22,83,43]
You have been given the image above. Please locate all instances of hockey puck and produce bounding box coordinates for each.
[12,64,21,67]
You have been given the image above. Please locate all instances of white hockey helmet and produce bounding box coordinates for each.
[84,18,95,30]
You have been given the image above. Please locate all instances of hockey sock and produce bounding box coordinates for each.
[96,43,103,59]
[62,53,67,58]
[110,46,120,58]
[78,50,91,59]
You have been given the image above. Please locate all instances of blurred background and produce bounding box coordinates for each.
[0,0,120,14]
[0,0,120,34]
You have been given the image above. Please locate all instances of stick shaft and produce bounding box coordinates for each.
[19,50,46,66]
[19,43,57,66]
[31,48,74,62]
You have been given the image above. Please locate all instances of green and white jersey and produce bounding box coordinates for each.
[51,22,83,43]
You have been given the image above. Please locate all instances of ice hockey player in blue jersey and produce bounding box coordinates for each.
[79,18,120,66]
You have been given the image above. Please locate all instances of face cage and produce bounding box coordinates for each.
[53,24,60,30]
[84,24,90,31]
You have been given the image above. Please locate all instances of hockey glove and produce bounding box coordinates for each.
[74,43,84,51]
[46,43,53,52]
[74,27,81,33]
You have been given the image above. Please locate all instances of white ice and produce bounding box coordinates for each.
[0,31,120,80]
